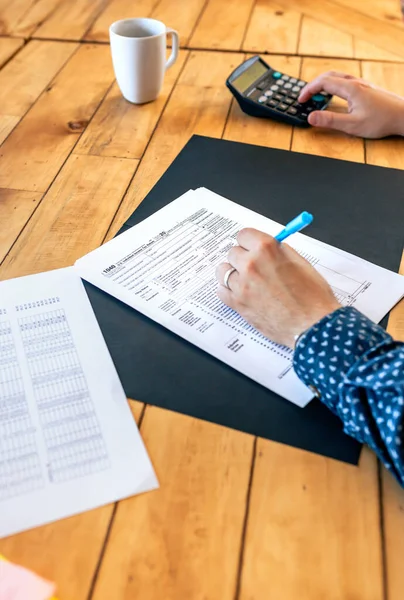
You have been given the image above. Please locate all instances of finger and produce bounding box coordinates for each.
[308,109,358,134]
[215,262,240,291]
[216,285,237,310]
[237,228,274,251]
[227,244,248,270]
[298,75,357,103]
[216,284,236,309]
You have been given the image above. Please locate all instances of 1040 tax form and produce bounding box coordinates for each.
[75,188,404,408]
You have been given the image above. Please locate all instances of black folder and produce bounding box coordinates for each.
[85,135,404,464]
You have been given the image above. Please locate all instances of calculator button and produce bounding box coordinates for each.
[277,103,288,111]
[284,82,292,89]
[281,74,289,81]
[270,84,279,91]
[264,90,274,97]
[277,79,285,87]
[298,80,305,87]
[273,93,283,101]
[300,112,308,119]
[258,95,267,103]
[292,85,300,92]
[272,71,282,79]
[267,99,278,108]
[289,77,297,84]
[312,93,326,102]
[284,97,294,105]
[290,92,299,99]
[287,107,298,115]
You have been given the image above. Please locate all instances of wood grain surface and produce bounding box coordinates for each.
[0,1,403,599]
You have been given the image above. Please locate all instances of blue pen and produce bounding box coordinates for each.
[274,211,313,242]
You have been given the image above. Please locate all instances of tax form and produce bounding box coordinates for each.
[75,188,404,408]
[0,268,158,539]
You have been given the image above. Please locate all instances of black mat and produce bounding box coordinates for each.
[85,135,404,464]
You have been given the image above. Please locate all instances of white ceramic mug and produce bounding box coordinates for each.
[109,18,179,104]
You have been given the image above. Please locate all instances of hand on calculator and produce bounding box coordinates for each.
[299,71,404,139]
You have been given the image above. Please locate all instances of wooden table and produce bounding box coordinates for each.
[1,1,404,598]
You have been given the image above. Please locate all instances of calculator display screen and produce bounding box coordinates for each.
[231,61,268,93]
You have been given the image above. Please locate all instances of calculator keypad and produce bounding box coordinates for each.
[253,69,331,123]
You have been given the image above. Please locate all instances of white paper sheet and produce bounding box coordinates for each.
[75,188,404,408]
[0,267,158,539]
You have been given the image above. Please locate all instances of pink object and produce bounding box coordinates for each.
[0,559,55,600]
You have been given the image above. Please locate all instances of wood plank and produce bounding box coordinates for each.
[0,37,23,68]
[382,464,404,600]
[85,0,158,42]
[189,0,254,50]
[0,115,19,146]
[11,0,65,37]
[0,0,35,35]
[292,58,365,163]
[224,55,301,150]
[0,44,114,193]
[35,0,107,40]
[0,189,42,263]
[0,154,137,279]
[332,0,404,29]
[106,51,242,238]
[274,0,404,59]
[0,506,114,600]
[361,61,404,170]
[75,50,188,159]
[354,38,403,62]
[151,0,206,47]
[0,40,77,116]
[91,406,254,600]
[243,0,301,54]
[298,16,354,58]
[239,442,383,600]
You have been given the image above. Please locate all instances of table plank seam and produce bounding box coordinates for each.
[86,402,146,600]
[295,13,304,55]
[239,0,257,51]
[3,36,402,64]
[0,37,27,69]
[234,436,258,600]
[184,0,210,47]
[80,0,118,43]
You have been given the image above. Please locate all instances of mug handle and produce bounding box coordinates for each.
[165,28,179,69]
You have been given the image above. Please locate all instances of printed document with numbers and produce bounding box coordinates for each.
[75,188,404,408]
[0,268,158,539]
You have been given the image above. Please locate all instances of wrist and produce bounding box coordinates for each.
[294,301,341,347]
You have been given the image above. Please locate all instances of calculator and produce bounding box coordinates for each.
[226,55,332,127]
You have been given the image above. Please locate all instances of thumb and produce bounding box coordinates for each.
[308,110,356,134]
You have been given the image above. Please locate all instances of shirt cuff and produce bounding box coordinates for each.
[293,306,392,413]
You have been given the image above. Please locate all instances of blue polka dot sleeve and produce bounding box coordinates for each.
[293,307,404,485]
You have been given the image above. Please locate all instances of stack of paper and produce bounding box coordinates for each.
[0,268,158,539]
